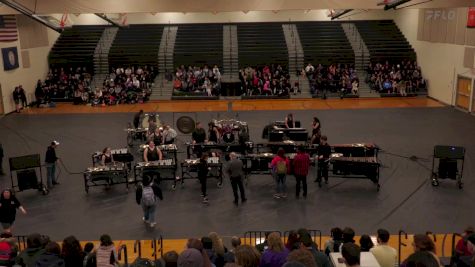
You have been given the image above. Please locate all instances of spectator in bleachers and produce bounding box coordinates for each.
[61,236,85,267]
[83,242,95,267]
[224,236,241,263]
[367,60,426,95]
[299,233,330,267]
[173,65,221,96]
[260,232,289,267]
[240,65,291,97]
[404,251,439,267]
[370,229,397,267]
[341,243,361,267]
[95,234,117,267]
[305,63,358,97]
[324,227,343,255]
[341,227,356,248]
[400,234,439,267]
[186,239,213,267]
[16,233,45,267]
[209,232,227,267]
[286,249,317,267]
[358,235,374,252]
[235,245,261,267]
[178,248,204,267]
[285,232,301,251]
[35,241,64,267]
[161,251,179,267]
[0,231,18,267]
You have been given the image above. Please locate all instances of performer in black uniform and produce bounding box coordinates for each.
[133,110,144,129]
[316,135,331,187]
[192,122,207,157]
[285,113,295,128]
[310,117,321,145]
[143,141,163,162]
[197,154,210,204]
[101,147,115,166]
[208,122,220,143]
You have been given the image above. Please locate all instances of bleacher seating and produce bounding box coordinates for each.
[237,23,288,68]
[174,24,223,68]
[296,22,355,66]
[108,25,163,69]
[354,20,416,62]
[48,25,106,72]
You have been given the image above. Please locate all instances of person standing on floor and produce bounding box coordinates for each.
[0,189,26,233]
[225,152,246,206]
[293,146,310,199]
[198,154,210,204]
[315,136,331,187]
[270,148,290,199]
[136,175,163,227]
[12,87,22,113]
[45,141,60,189]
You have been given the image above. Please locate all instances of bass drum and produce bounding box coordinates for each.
[142,114,161,129]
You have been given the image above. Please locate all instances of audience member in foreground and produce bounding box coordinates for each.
[359,235,374,252]
[370,229,397,267]
[35,241,64,267]
[178,248,204,267]
[16,233,45,267]
[0,232,18,267]
[61,236,85,267]
[260,232,289,267]
[235,245,261,267]
[224,236,241,263]
[341,243,361,267]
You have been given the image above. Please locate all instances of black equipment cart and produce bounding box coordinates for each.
[8,154,48,195]
[431,145,465,189]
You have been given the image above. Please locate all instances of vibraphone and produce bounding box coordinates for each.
[180,157,223,187]
[133,159,178,189]
[186,142,246,158]
[240,153,275,175]
[329,156,381,190]
[91,148,134,168]
[126,127,148,146]
[83,162,128,193]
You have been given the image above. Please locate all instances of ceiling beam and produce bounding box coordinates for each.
[0,0,61,32]
[94,13,122,27]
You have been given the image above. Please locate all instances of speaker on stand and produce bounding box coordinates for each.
[430,145,465,189]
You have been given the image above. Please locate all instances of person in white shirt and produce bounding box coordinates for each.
[305,63,315,74]
[370,229,397,267]
[163,125,177,144]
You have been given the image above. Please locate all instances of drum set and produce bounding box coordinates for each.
[211,119,249,144]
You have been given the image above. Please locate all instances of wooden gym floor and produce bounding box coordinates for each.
[19,97,444,114]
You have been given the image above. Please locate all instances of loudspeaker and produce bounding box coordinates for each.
[17,169,38,191]
[438,159,458,179]
[434,145,465,159]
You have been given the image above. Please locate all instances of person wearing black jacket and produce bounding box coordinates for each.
[136,175,163,228]
[197,154,210,204]
[0,189,26,232]
[192,122,206,157]
[316,135,331,187]
[45,141,59,189]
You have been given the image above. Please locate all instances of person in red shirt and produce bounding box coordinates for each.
[293,146,311,198]
[270,148,290,199]
[456,227,474,257]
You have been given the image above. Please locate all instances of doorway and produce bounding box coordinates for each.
[456,76,471,111]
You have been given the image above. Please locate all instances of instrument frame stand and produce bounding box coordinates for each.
[133,160,178,191]
[430,145,465,189]
[83,163,129,194]
[180,160,224,188]
[8,154,48,195]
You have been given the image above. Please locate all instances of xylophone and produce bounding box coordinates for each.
[186,142,246,158]
[83,162,128,193]
[133,159,178,189]
[329,155,381,190]
[91,148,134,167]
[139,144,178,162]
[181,157,223,187]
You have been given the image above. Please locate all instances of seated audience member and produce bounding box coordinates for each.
[209,232,228,267]
[160,251,179,267]
[325,227,343,255]
[401,234,439,267]
[367,60,426,95]
[201,236,220,267]
[61,235,85,267]
[285,231,301,251]
[342,227,356,248]
[455,227,475,257]
[224,236,241,263]
[260,232,289,267]
[0,232,18,267]
[370,229,397,267]
[83,242,95,267]
[35,242,64,267]
[282,262,305,267]
[178,248,204,267]
[186,238,213,267]
[341,243,361,267]
[16,233,45,267]
[405,251,440,267]
[256,232,271,253]
[359,235,374,252]
[299,233,330,267]
[95,234,117,267]
[235,245,261,267]
[286,249,317,267]
[173,64,221,96]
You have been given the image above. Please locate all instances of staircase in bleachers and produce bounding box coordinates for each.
[91,27,119,89]
[48,25,106,72]
[237,23,288,68]
[108,25,163,69]
[353,20,416,62]
[173,24,223,68]
[223,25,239,81]
[296,22,354,67]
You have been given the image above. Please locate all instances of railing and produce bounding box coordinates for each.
[152,236,163,259]
[117,244,128,267]
[243,231,282,246]
[398,230,408,266]
[283,229,322,250]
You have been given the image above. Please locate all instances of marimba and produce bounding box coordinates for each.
[180,157,224,187]
[83,162,128,193]
[133,159,178,189]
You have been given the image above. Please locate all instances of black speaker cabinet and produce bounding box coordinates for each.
[434,145,465,159]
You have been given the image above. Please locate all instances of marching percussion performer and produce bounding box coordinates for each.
[101,147,115,166]
[310,117,321,145]
[208,122,220,143]
[148,127,163,146]
[143,141,163,162]
[285,113,295,128]
[192,122,207,157]
[315,135,331,187]
[133,110,144,129]
[162,124,177,144]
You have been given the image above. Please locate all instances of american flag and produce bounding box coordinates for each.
[0,15,18,42]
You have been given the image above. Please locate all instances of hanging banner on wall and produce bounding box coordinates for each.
[467,7,475,28]
[1,46,19,71]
